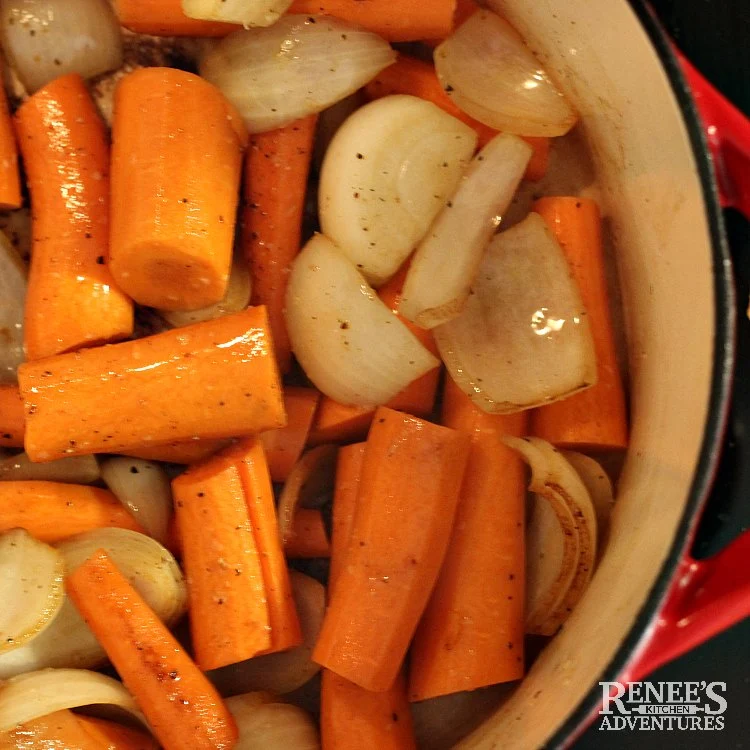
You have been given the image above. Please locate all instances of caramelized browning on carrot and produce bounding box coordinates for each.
[0,384,24,448]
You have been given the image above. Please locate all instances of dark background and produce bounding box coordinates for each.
[578,1,750,747]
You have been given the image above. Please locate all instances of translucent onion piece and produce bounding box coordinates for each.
[210,572,325,696]
[0,530,64,655]
[227,698,320,750]
[200,15,396,133]
[0,669,144,732]
[319,95,477,286]
[0,0,123,93]
[183,0,291,27]
[0,453,100,484]
[435,213,597,414]
[277,445,338,546]
[399,133,532,327]
[435,10,577,137]
[286,234,439,406]
[0,530,186,678]
[0,231,25,384]
[503,436,597,635]
[100,458,173,546]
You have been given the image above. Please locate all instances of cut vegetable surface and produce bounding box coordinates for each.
[228,697,320,750]
[435,213,597,414]
[183,0,292,26]
[319,95,477,286]
[284,509,331,559]
[114,0,239,35]
[0,453,100,484]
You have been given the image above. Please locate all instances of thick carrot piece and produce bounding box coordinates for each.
[313,407,469,692]
[15,74,133,361]
[0,384,24,448]
[0,481,143,542]
[260,387,321,482]
[243,115,318,373]
[76,716,159,749]
[113,0,239,36]
[408,378,527,701]
[173,458,271,671]
[288,0,455,42]
[0,69,20,210]
[66,550,238,750]
[110,68,247,311]
[284,508,331,559]
[530,197,628,451]
[19,306,286,462]
[120,438,230,465]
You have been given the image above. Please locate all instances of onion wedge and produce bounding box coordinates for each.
[0,453,100,484]
[399,133,532,327]
[319,95,477,286]
[182,0,292,26]
[227,699,320,750]
[435,213,597,414]
[286,234,439,406]
[0,530,64,655]
[0,232,25,384]
[435,10,577,137]
[200,16,396,133]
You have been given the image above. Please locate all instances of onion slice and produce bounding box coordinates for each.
[182,0,291,26]
[0,669,145,732]
[200,15,396,133]
[399,133,532,327]
[319,95,477,286]
[286,234,439,406]
[435,10,577,137]
[0,453,100,484]
[0,231,25,384]
[435,213,597,414]
[0,530,64,655]
[0,0,123,93]
[227,698,320,750]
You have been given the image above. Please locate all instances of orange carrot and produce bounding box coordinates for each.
[288,0,456,42]
[260,387,321,482]
[113,0,239,36]
[0,481,143,542]
[308,264,440,445]
[423,0,481,46]
[76,716,159,749]
[243,115,318,373]
[284,508,331,559]
[0,66,20,210]
[363,56,550,181]
[172,456,272,670]
[15,74,133,361]
[110,68,247,311]
[0,384,24,448]
[408,378,527,701]
[120,439,231,465]
[18,306,286,462]
[66,550,238,750]
[313,407,469,692]
[530,197,628,451]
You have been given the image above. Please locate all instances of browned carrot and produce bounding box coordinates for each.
[0,384,24,448]
[113,0,239,36]
[121,439,231,465]
[363,56,550,181]
[110,68,247,311]
[76,716,159,749]
[172,456,272,670]
[243,115,318,373]
[284,508,331,559]
[0,65,20,210]
[0,481,143,542]
[288,0,456,42]
[66,550,238,750]
[15,74,133,360]
[18,306,286,462]
[260,387,321,482]
[313,407,469,692]
[530,198,628,451]
[408,378,527,701]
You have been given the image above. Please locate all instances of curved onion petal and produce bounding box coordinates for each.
[0,530,64,655]
[435,213,597,414]
[99,458,173,546]
[0,232,25,384]
[278,444,338,546]
[0,453,100,484]
[210,571,325,696]
[286,234,439,406]
[435,10,577,137]
[0,0,123,93]
[228,700,320,750]
[399,133,532,327]
[0,669,145,731]
[319,95,477,286]
[503,436,597,635]
[200,16,396,133]
[183,0,291,26]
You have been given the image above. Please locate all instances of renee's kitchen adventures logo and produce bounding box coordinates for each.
[598,681,727,731]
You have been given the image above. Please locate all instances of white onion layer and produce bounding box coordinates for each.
[182,0,291,27]
[227,699,320,750]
